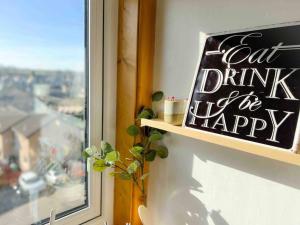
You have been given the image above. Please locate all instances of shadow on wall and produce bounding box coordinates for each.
[149,135,231,225]
[149,133,300,225]
[165,131,300,191]
[191,139,300,190]
[166,178,230,225]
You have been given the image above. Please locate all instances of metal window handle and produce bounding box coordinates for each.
[49,209,56,225]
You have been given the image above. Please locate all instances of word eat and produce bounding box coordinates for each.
[206,32,300,67]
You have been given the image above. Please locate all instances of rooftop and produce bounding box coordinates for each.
[0,107,27,133]
[13,114,56,138]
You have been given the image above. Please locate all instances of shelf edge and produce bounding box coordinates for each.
[141,119,300,167]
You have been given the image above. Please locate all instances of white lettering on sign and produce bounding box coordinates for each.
[206,33,300,68]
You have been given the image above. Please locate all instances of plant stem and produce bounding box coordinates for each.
[132,174,143,194]
[141,164,145,196]
[119,160,129,170]
[140,133,151,198]
[114,164,127,172]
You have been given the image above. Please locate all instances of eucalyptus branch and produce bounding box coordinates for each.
[83,91,168,204]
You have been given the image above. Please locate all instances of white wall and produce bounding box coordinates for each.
[148,1,300,225]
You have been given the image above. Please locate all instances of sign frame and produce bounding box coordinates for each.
[183,22,300,152]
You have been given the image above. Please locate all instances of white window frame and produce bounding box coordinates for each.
[53,0,118,224]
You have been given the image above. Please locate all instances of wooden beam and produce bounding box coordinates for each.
[115,0,139,224]
[132,0,156,225]
[114,0,157,224]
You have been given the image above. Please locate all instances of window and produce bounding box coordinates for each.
[0,0,116,224]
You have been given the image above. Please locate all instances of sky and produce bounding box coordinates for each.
[0,0,85,71]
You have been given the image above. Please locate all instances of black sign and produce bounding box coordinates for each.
[184,24,300,151]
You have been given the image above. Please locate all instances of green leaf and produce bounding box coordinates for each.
[105,151,120,163]
[127,125,139,136]
[133,143,143,147]
[140,173,149,180]
[130,146,144,159]
[149,130,163,142]
[109,172,118,177]
[156,146,168,159]
[137,106,145,115]
[131,146,144,154]
[147,108,155,117]
[152,91,164,102]
[137,108,154,119]
[119,172,132,180]
[109,172,127,177]
[82,150,90,160]
[101,141,114,155]
[93,159,107,172]
[85,146,98,156]
[127,160,140,174]
[109,172,115,176]
[137,110,151,119]
[145,150,156,161]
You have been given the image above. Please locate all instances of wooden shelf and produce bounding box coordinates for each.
[141,119,300,166]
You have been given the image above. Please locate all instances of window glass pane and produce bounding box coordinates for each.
[0,0,87,224]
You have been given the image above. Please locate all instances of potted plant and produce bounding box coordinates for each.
[82,91,168,224]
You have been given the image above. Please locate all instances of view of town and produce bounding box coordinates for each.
[0,0,87,224]
[0,66,87,224]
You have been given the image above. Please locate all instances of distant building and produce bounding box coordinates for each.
[0,108,27,163]
[0,87,35,112]
[13,114,84,172]
[13,114,55,171]
[33,84,50,97]
[38,97,84,117]
[56,98,84,116]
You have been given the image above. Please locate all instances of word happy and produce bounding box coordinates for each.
[188,32,300,146]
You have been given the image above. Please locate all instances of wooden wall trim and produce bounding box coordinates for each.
[115,0,139,224]
[115,0,157,224]
[132,0,157,224]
